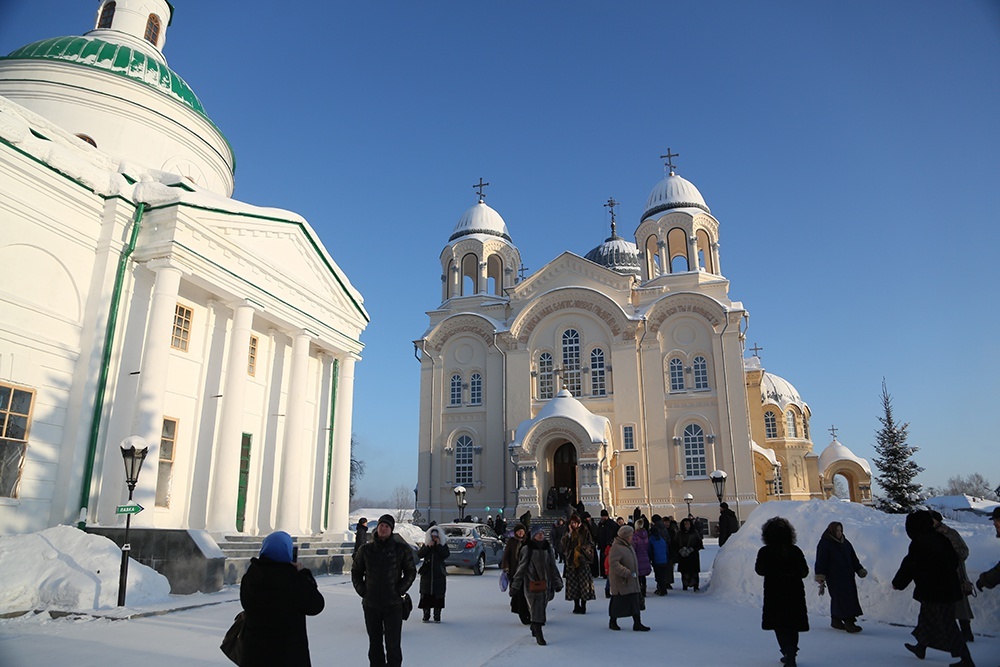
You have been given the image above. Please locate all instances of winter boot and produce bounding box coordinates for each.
[533,624,546,646]
[572,600,583,614]
[960,619,974,643]
[530,623,538,637]
[580,600,587,614]
[844,620,862,633]
[904,643,926,660]
[632,614,650,631]
[830,618,845,630]
[609,617,621,631]
[433,608,441,623]
[422,608,431,623]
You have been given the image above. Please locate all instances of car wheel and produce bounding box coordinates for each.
[474,553,485,576]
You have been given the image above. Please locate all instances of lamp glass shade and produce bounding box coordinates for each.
[120,436,150,485]
[710,470,727,501]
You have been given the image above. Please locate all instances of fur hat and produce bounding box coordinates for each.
[377,513,395,530]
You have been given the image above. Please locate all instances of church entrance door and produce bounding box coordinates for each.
[550,442,578,511]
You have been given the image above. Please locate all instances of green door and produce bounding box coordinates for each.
[236,433,252,532]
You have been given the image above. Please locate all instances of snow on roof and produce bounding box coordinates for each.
[817,438,872,475]
[926,495,1000,515]
[642,172,711,219]
[513,388,610,447]
[751,439,778,467]
[760,371,808,410]
[449,200,511,243]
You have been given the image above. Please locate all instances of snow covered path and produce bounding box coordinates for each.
[2,563,998,667]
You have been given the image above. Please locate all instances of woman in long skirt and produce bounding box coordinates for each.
[561,513,596,614]
[607,524,650,632]
[511,528,563,645]
[815,521,867,632]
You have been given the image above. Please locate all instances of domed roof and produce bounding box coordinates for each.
[818,438,872,476]
[642,172,710,219]
[512,388,610,448]
[3,36,207,117]
[760,372,808,410]
[584,228,640,277]
[449,200,511,243]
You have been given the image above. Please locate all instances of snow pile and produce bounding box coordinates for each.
[349,509,424,547]
[0,526,171,614]
[709,500,1000,633]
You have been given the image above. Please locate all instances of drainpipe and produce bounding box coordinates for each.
[323,358,340,530]
[598,440,608,511]
[490,331,508,518]
[417,340,434,521]
[737,311,750,520]
[719,307,741,521]
[637,316,652,516]
[78,202,146,528]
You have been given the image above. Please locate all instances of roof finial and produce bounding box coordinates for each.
[659,147,679,176]
[749,342,764,359]
[473,177,490,203]
[604,196,619,238]
[829,424,839,439]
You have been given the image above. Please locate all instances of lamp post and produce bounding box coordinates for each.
[710,470,728,504]
[117,436,149,607]
[453,485,467,521]
[683,492,694,518]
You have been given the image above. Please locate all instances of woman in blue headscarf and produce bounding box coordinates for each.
[240,531,326,666]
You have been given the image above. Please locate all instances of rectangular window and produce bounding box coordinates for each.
[455,436,474,486]
[450,375,463,406]
[247,335,259,376]
[622,425,635,451]
[624,464,637,488]
[156,417,177,507]
[0,383,33,498]
[171,303,193,351]
[469,373,482,405]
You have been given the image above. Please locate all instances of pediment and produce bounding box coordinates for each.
[512,252,633,302]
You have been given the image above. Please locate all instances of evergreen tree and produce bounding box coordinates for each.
[871,379,923,513]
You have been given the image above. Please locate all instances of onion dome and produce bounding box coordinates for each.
[584,223,640,277]
[642,172,710,219]
[449,200,511,243]
[760,372,808,411]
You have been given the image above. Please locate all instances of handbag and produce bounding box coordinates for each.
[220,611,246,665]
[499,570,509,592]
[401,593,413,620]
[528,579,547,593]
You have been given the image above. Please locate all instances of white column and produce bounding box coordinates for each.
[712,242,721,275]
[206,301,255,532]
[327,354,357,534]
[657,240,668,276]
[478,260,488,294]
[130,260,182,527]
[275,330,311,532]
[688,235,701,271]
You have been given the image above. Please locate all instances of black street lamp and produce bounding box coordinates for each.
[710,470,728,504]
[118,436,149,607]
[683,492,693,518]
[453,485,467,521]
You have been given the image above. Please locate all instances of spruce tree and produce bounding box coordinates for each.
[871,379,923,513]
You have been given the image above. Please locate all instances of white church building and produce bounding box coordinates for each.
[0,0,367,539]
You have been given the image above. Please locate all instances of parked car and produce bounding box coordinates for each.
[437,522,504,575]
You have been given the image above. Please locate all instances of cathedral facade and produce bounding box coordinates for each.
[415,166,871,526]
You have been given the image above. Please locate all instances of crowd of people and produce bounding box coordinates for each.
[230,505,1000,666]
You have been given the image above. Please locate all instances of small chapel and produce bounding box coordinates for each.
[415,160,872,526]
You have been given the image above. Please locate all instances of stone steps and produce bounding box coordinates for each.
[217,534,355,584]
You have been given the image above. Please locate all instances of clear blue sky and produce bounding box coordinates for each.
[3,1,998,502]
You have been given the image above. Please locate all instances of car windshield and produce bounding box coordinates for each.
[443,526,471,538]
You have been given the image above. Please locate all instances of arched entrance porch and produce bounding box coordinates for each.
[547,441,578,511]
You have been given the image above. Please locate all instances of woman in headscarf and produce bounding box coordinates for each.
[501,523,531,625]
[814,521,867,633]
[755,517,809,667]
[892,510,975,666]
[560,512,596,614]
[671,516,704,591]
[511,527,563,645]
[607,524,650,632]
[417,525,450,623]
[240,531,326,666]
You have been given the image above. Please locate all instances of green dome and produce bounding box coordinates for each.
[3,35,207,117]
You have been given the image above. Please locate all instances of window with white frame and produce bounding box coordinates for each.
[171,303,193,351]
[469,373,482,405]
[0,382,33,498]
[538,352,554,400]
[669,357,684,391]
[247,335,259,376]
[774,466,785,495]
[156,417,177,507]
[764,411,777,438]
[455,435,473,485]
[693,355,709,390]
[450,374,462,406]
[562,329,581,396]
[786,411,798,438]
[622,424,636,451]
[683,423,707,477]
[590,348,606,396]
[624,464,637,488]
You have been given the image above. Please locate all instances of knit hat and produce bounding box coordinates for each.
[617,525,634,540]
[377,513,395,530]
[531,527,545,539]
[513,522,527,534]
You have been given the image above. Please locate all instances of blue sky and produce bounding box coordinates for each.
[3,1,998,502]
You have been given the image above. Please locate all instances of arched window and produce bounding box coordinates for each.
[590,348,607,396]
[562,329,581,396]
[449,374,462,406]
[669,357,684,392]
[144,14,161,45]
[786,411,798,438]
[692,356,709,390]
[697,229,714,273]
[764,411,777,439]
[98,2,115,29]
[455,435,473,485]
[683,424,706,477]
[538,352,554,400]
[645,234,660,279]
[461,254,478,296]
[469,373,482,405]
[668,227,688,273]
[487,255,503,295]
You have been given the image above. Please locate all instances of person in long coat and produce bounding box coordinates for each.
[632,517,652,604]
[607,524,651,632]
[648,515,671,596]
[672,516,704,591]
[755,517,809,667]
[416,525,450,623]
[511,527,564,645]
[561,512,596,613]
[931,510,975,642]
[240,531,326,667]
[814,521,867,633]
[501,523,531,625]
[892,510,974,667]
[718,502,740,546]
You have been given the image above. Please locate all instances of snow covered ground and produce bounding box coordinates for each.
[1,501,999,666]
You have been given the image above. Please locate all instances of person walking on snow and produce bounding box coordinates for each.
[607,524,651,632]
[416,525,449,623]
[561,512,596,614]
[510,527,563,645]
[814,521,867,633]
[755,517,809,667]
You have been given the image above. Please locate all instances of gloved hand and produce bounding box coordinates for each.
[977,578,985,592]
[818,581,826,596]
[857,568,868,578]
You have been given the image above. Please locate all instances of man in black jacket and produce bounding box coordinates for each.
[718,502,740,546]
[352,514,416,667]
[976,506,1000,592]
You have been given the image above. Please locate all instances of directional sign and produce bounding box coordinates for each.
[116,502,144,515]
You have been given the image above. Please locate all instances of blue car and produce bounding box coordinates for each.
[438,522,504,575]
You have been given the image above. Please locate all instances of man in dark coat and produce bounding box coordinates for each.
[351,514,417,667]
[717,502,740,546]
[551,517,568,563]
[354,517,368,555]
[596,510,617,578]
[755,517,809,667]
[240,531,325,667]
[976,506,1000,592]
